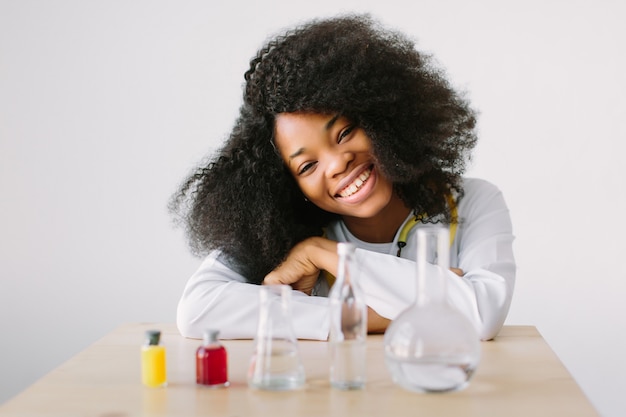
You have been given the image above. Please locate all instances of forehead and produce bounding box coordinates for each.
[275,112,334,134]
[274,113,337,147]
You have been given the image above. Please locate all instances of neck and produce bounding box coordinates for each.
[342,195,411,243]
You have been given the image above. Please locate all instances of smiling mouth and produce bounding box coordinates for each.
[337,166,373,198]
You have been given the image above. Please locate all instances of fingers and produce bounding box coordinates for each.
[450,267,464,277]
[262,271,283,285]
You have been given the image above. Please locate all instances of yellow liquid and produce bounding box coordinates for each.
[141,346,167,387]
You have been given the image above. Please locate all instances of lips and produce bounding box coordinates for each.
[337,166,373,198]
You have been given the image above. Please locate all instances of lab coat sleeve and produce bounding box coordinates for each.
[176,252,330,340]
[356,180,516,341]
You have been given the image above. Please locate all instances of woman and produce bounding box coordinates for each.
[170,14,515,341]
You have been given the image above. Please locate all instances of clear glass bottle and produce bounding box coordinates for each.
[247,285,305,390]
[384,226,481,393]
[141,329,167,388]
[328,242,367,389]
[196,329,229,387]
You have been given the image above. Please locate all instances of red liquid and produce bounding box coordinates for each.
[196,345,228,386]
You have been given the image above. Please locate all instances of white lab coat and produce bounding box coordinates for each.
[176,177,516,341]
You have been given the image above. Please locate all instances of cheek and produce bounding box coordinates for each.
[379,177,395,198]
[297,177,325,199]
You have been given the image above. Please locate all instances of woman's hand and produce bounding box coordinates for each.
[450,267,464,277]
[263,237,338,295]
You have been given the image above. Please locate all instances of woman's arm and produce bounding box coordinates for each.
[352,179,515,340]
[265,179,515,340]
[206,179,514,340]
[264,238,464,334]
[176,251,330,340]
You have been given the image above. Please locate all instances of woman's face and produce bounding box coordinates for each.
[273,112,395,220]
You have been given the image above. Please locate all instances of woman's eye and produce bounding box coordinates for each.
[298,162,316,175]
[338,125,355,143]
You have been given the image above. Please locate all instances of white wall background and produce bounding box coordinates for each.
[1,0,624,415]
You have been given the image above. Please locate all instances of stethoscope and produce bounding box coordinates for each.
[396,194,458,257]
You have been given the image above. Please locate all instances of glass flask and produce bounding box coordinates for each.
[384,225,481,393]
[328,242,367,390]
[247,284,306,390]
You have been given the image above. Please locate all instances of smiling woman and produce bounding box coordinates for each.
[170,14,515,341]
[274,113,399,224]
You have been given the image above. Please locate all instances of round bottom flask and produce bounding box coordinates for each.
[384,226,481,393]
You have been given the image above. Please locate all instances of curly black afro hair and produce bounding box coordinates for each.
[170,14,477,283]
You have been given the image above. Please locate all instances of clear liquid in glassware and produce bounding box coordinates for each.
[330,340,366,389]
[248,347,305,390]
[385,355,476,393]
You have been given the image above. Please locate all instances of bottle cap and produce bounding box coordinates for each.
[337,242,356,256]
[203,329,220,345]
[145,330,161,345]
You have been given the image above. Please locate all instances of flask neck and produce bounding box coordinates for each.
[256,284,297,342]
[415,226,449,306]
[335,249,356,288]
[330,242,366,342]
[416,262,447,306]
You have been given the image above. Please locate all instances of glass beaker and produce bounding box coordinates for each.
[384,225,481,393]
[247,284,305,390]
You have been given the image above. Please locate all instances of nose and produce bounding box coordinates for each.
[325,148,354,179]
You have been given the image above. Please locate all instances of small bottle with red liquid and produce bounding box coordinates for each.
[196,329,229,387]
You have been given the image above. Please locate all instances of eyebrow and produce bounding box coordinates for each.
[325,113,341,130]
[288,147,305,161]
[287,114,341,162]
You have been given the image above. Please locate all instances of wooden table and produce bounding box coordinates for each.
[0,323,599,416]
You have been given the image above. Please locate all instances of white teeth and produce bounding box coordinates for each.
[339,168,371,198]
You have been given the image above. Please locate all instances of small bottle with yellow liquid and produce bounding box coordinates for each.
[141,330,167,387]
